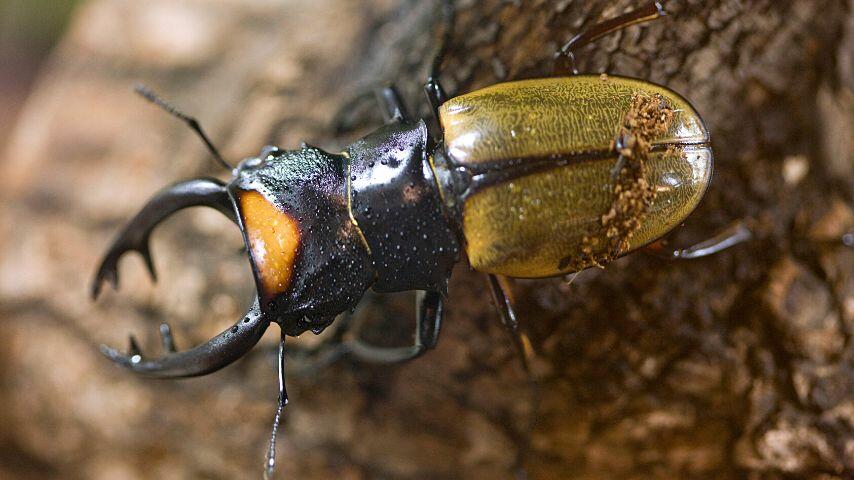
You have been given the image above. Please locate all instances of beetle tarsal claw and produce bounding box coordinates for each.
[99,298,271,378]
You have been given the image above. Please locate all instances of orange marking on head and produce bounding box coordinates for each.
[239,191,300,299]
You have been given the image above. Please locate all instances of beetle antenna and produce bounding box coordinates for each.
[429,0,456,81]
[134,84,233,172]
[263,332,288,480]
[555,1,667,74]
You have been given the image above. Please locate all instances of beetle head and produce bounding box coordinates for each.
[227,145,375,335]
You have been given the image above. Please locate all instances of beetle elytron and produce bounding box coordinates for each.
[92,1,747,476]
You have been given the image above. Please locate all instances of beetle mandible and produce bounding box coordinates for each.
[92,1,749,476]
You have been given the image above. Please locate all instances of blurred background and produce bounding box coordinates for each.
[0,2,82,475]
[0,0,851,479]
[0,0,80,151]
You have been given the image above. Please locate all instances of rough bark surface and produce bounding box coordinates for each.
[0,0,851,479]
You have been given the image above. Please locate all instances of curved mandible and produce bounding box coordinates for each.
[91,177,237,299]
[100,297,271,378]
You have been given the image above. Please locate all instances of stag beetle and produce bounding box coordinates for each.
[92,1,749,476]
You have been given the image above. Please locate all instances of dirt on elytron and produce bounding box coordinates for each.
[580,91,675,267]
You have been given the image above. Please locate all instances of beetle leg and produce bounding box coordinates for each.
[426,0,455,85]
[341,290,444,364]
[330,85,411,134]
[554,1,667,75]
[287,290,444,371]
[485,274,539,475]
[376,85,412,124]
[485,274,535,371]
[645,220,752,260]
[334,1,455,134]
[424,78,449,124]
[91,178,236,299]
[329,90,377,134]
[285,313,352,375]
[424,0,455,131]
[100,296,271,378]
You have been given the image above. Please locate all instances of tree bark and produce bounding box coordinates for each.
[0,0,851,478]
